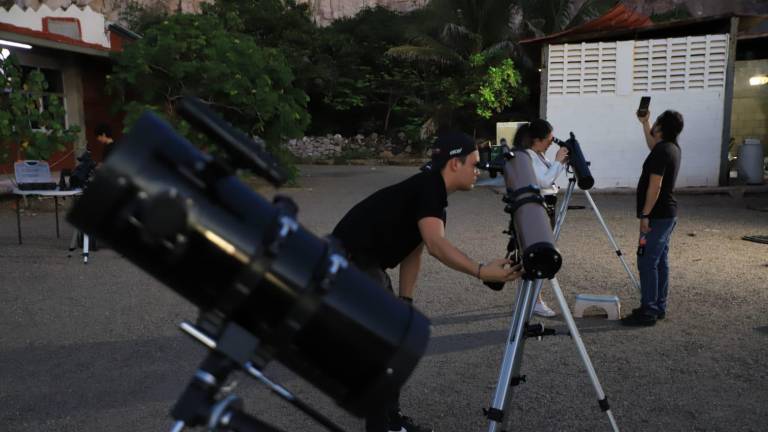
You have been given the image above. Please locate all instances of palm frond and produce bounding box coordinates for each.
[385,45,464,67]
[440,23,483,56]
[569,0,618,28]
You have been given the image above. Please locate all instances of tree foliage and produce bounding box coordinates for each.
[0,53,80,163]
[107,12,309,149]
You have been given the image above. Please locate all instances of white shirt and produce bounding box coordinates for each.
[525,149,566,196]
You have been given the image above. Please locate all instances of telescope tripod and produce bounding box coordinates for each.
[485,174,628,432]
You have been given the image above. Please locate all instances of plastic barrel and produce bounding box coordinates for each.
[737,138,765,185]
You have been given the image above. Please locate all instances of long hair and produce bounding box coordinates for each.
[513,119,553,149]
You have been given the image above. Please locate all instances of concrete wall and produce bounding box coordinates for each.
[545,37,728,188]
[731,59,768,157]
[0,4,110,48]
[546,91,724,188]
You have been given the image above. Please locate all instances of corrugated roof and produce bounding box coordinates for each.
[520,3,653,45]
[520,7,768,45]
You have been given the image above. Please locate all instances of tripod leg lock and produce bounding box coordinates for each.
[598,397,610,412]
[483,407,504,422]
[510,375,526,386]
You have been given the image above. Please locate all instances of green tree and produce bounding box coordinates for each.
[107,13,309,149]
[385,0,526,131]
[476,58,524,119]
[0,53,80,163]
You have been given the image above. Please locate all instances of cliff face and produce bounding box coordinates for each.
[303,0,427,25]
[10,0,768,27]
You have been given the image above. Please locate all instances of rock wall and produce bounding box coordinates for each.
[286,133,422,161]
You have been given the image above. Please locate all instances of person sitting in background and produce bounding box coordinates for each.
[513,119,569,317]
[95,123,115,161]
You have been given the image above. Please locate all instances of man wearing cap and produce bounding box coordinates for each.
[333,132,522,432]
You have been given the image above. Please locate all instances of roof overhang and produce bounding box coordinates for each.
[521,11,768,46]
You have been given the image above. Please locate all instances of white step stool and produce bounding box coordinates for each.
[573,294,621,320]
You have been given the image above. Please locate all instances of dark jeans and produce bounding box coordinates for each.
[637,217,677,316]
[353,258,401,432]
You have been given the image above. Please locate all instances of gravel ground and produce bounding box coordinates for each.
[0,164,766,432]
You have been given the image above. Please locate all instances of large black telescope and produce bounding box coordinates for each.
[66,97,429,424]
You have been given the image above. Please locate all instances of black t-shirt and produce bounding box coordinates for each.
[332,171,448,269]
[636,141,681,219]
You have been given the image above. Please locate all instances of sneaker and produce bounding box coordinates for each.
[631,307,666,320]
[533,301,557,317]
[388,412,433,432]
[621,311,657,327]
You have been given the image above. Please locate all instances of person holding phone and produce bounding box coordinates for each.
[513,119,569,317]
[622,107,684,327]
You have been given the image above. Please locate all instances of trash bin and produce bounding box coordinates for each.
[737,138,765,185]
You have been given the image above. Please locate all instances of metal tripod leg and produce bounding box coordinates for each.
[583,191,641,293]
[550,277,619,432]
[487,279,537,432]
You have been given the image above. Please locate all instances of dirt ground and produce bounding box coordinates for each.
[1,165,766,432]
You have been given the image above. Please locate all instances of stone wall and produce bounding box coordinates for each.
[286,133,422,161]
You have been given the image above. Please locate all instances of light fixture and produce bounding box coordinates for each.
[0,39,32,50]
[1,48,9,60]
[749,75,768,86]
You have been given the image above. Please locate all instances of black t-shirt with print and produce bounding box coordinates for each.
[333,171,448,269]
[636,141,681,219]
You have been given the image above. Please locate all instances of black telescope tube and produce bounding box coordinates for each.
[176,96,288,187]
[554,132,594,190]
[67,111,430,418]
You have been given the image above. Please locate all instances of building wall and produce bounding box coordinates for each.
[544,36,729,188]
[546,90,724,188]
[731,59,768,156]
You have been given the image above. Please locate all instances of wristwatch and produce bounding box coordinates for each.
[640,214,650,219]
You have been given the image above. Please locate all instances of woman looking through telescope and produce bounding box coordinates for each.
[513,119,569,317]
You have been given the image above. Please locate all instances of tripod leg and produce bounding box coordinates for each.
[487,279,537,432]
[553,177,576,242]
[528,278,546,321]
[583,191,641,293]
[549,277,620,432]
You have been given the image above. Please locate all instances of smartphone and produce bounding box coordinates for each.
[637,96,651,118]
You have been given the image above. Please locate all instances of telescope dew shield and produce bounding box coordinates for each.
[67,112,430,417]
[502,150,562,279]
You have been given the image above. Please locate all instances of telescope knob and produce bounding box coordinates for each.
[141,190,189,242]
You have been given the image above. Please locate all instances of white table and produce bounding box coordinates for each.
[12,188,90,263]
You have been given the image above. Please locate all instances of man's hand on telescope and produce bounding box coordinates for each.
[480,259,523,283]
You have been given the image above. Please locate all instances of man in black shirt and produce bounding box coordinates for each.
[333,132,522,432]
[622,110,683,327]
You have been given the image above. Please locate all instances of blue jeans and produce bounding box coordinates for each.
[637,218,677,316]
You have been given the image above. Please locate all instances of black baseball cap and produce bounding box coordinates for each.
[420,132,476,172]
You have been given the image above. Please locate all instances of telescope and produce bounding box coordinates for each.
[478,146,562,289]
[66,97,430,431]
[553,132,594,190]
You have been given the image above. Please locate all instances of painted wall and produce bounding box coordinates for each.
[545,90,724,188]
[544,38,728,188]
[0,4,110,48]
[731,59,768,156]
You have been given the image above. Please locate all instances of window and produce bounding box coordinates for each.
[43,17,82,41]
[21,66,67,130]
